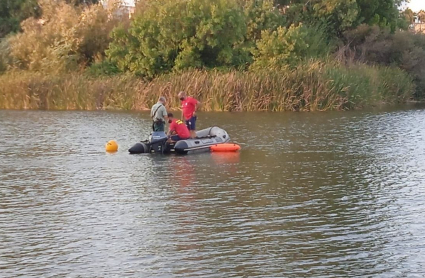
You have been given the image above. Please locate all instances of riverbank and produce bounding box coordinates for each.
[0,61,414,112]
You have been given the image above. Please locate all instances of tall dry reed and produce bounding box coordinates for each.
[0,61,414,111]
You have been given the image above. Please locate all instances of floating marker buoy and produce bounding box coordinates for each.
[210,143,241,152]
[105,140,118,152]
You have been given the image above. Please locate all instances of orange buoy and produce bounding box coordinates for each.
[210,143,241,152]
[105,140,118,152]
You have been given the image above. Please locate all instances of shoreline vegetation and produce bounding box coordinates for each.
[1,0,424,112]
[0,62,414,111]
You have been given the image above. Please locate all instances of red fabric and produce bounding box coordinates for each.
[181,97,198,120]
[169,119,191,139]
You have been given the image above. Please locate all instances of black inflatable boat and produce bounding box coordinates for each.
[128,126,230,155]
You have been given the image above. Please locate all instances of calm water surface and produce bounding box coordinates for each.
[1,106,425,277]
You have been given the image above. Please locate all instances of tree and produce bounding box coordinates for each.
[107,0,250,77]
[243,0,286,42]
[308,0,359,36]
[0,0,40,38]
[251,24,328,69]
[418,10,425,23]
[356,0,400,31]
[276,0,360,36]
[403,8,415,25]
[6,0,123,72]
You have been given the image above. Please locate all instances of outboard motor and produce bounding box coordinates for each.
[128,131,168,154]
[148,131,168,153]
[128,142,149,154]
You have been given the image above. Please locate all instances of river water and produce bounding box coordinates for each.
[1,105,425,277]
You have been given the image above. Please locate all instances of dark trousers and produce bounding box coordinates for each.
[152,121,165,132]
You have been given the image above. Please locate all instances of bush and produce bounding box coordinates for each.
[107,0,290,77]
[107,0,249,77]
[251,24,333,69]
[343,25,425,98]
[322,62,414,109]
[86,59,120,76]
[0,0,41,38]
[242,0,286,42]
[0,38,12,73]
[6,0,126,73]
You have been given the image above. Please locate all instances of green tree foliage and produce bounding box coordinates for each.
[109,0,409,77]
[242,0,286,42]
[107,0,251,77]
[356,0,399,30]
[0,0,40,38]
[283,0,402,36]
[251,24,331,69]
[312,0,359,35]
[282,0,359,36]
[251,25,309,69]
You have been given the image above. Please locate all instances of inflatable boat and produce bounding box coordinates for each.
[129,126,231,155]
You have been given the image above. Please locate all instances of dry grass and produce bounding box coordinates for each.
[0,61,414,111]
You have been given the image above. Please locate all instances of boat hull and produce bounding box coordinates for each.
[129,126,230,154]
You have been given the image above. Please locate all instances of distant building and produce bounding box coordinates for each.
[413,23,425,33]
[408,15,425,34]
[100,0,135,19]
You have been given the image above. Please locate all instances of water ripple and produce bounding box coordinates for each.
[1,107,425,277]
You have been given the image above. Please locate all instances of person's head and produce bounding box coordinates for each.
[158,96,166,104]
[178,91,186,101]
[167,112,174,123]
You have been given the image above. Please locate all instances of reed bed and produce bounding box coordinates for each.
[0,61,414,111]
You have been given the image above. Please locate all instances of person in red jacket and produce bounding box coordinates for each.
[167,113,191,142]
[178,91,201,138]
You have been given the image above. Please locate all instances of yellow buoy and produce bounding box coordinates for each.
[105,140,118,152]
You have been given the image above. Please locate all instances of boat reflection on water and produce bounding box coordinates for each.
[210,151,241,179]
[210,151,241,165]
[166,151,241,187]
[168,156,196,187]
